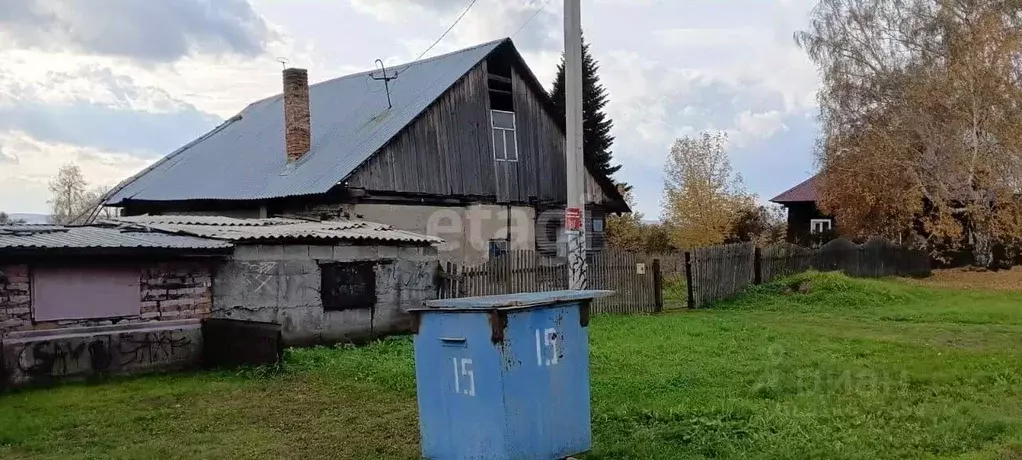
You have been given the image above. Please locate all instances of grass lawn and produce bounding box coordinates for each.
[2,272,1022,459]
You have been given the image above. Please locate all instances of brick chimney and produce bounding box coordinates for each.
[283,68,311,162]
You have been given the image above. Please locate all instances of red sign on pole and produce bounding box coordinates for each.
[565,207,582,231]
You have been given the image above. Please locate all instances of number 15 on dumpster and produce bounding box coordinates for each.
[535,327,560,367]
[451,358,475,396]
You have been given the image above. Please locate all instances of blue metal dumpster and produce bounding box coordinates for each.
[410,290,612,460]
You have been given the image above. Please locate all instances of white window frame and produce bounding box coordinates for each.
[491,109,518,162]
[810,218,832,234]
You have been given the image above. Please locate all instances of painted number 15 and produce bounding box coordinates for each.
[535,327,561,367]
[451,358,475,396]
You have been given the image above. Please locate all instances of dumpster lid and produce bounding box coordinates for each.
[417,290,614,311]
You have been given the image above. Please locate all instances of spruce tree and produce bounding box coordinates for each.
[550,35,623,185]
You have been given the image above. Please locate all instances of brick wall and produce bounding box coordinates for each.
[0,265,31,333]
[0,261,213,335]
[141,262,213,321]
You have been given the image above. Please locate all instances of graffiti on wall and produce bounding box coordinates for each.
[2,328,201,388]
[239,261,278,294]
[119,331,193,367]
[14,337,113,380]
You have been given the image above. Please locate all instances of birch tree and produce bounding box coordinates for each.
[797,0,1022,266]
[48,163,94,225]
[662,132,755,249]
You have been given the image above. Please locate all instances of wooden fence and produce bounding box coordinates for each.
[686,237,931,308]
[437,250,663,314]
[689,242,757,308]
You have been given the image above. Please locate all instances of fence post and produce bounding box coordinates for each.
[754,246,762,285]
[684,251,694,309]
[652,258,663,313]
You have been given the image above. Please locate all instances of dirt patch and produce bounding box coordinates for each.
[905,267,1022,292]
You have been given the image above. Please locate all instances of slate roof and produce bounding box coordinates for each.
[0,225,232,250]
[108,216,442,245]
[102,38,628,212]
[770,174,820,204]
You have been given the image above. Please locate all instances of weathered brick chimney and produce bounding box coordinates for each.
[283,68,311,162]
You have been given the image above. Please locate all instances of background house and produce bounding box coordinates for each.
[111,216,441,346]
[770,174,835,245]
[100,38,628,266]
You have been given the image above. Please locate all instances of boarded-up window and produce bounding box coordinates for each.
[320,262,377,311]
[32,267,141,321]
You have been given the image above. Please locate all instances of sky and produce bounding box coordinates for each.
[0,0,822,218]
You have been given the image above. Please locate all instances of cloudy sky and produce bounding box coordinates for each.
[0,0,821,218]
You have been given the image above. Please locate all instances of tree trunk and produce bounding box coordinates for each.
[972,230,993,268]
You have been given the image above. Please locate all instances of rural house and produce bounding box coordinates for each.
[771,173,835,244]
[101,38,628,266]
[110,215,441,346]
[0,224,232,388]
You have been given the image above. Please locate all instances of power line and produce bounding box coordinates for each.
[512,0,553,39]
[414,0,480,62]
[391,0,479,79]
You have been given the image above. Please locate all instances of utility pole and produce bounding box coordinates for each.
[564,0,587,290]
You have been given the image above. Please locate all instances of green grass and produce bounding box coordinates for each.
[2,272,1022,459]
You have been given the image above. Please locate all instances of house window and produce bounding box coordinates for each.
[320,262,376,311]
[32,267,141,321]
[489,239,509,259]
[491,110,518,162]
[810,219,833,234]
[592,218,604,233]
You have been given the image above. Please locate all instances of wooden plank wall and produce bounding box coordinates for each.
[347,65,493,197]
[349,61,616,208]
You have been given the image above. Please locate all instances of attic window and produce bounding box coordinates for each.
[487,55,514,112]
[491,110,518,161]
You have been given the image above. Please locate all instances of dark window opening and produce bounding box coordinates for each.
[489,239,509,259]
[489,90,514,112]
[487,55,514,112]
[320,261,376,311]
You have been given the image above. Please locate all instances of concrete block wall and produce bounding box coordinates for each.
[0,262,213,335]
[213,244,438,346]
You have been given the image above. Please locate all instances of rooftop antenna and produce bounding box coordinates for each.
[371,59,396,109]
[276,57,290,69]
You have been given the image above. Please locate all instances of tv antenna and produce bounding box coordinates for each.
[371,59,397,109]
[276,57,290,69]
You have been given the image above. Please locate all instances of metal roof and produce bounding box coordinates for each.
[108,216,442,245]
[0,225,233,250]
[104,39,507,204]
[770,174,820,204]
[418,290,615,311]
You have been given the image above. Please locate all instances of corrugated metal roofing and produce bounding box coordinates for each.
[770,174,820,203]
[105,39,507,204]
[0,226,233,250]
[109,216,442,244]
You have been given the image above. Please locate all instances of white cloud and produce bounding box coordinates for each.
[731,110,788,147]
[0,131,152,212]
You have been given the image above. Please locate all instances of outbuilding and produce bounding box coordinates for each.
[111,216,442,345]
[0,224,232,388]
